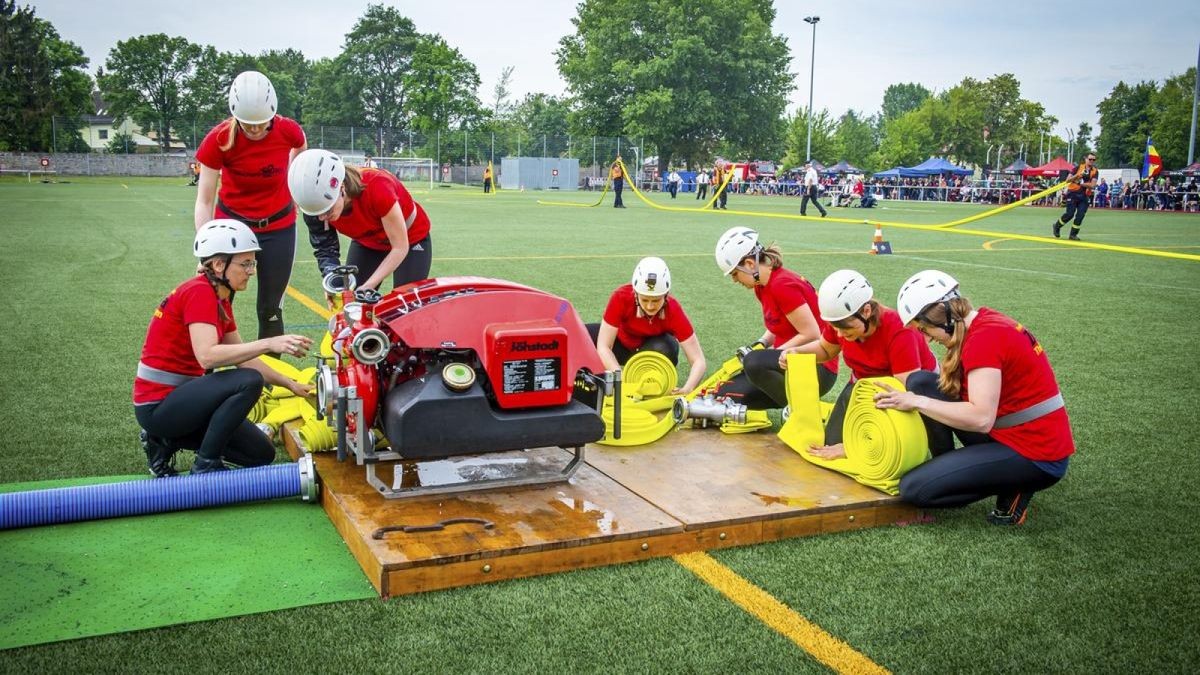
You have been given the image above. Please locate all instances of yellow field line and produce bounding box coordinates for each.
[674,552,890,674]
[286,286,332,320]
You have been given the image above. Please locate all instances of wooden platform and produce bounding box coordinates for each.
[283,425,919,598]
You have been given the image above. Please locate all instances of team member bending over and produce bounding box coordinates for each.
[587,257,708,394]
[289,149,433,294]
[194,71,307,342]
[874,270,1075,525]
[781,269,936,458]
[712,227,837,409]
[134,221,313,477]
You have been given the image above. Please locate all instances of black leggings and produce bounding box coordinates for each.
[714,349,837,410]
[253,226,296,340]
[897,370,1062,508]
[134,368,274,466]
[586,323,680,365]
[346,235,433,291]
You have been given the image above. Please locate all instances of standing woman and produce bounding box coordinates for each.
[194,71,307,343]
[874,270,1075,525]
[288,149,432,293]
[781,269,937,458]
[134,221,313,476]
[587,257,708,394]
[712,227,837,409]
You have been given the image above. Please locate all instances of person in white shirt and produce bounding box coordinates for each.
[667,169,682,198]
[801,162,827,217]
[695,170,710,200]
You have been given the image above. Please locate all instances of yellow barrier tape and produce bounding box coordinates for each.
[779,354,929,495]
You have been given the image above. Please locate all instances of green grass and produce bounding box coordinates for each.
[2,177,1199,671]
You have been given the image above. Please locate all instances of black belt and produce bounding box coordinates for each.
[216,200,295,229]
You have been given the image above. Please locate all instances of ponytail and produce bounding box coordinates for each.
[217,118,238,152]
[923,297,974,398]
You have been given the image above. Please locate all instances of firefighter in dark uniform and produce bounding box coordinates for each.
[611,158,626,208]
[1053,154,1098,241]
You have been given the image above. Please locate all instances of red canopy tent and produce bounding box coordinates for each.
[1022,156,1076,178]
[1172,162,1200,176]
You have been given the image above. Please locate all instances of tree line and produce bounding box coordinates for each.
[1,0,1194,173]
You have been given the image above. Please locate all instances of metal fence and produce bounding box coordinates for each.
[54,115,657,186]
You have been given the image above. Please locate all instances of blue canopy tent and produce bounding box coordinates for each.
[906,156,973,176]
[823,160,863,175]
[873,167,927,178]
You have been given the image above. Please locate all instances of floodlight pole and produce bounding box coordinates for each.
[1189,40,1198,165]
[804,16,820,162]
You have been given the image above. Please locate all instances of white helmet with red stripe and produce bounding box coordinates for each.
[288,149,345,216]
[228,71,278,125]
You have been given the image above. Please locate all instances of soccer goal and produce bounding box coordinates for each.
[369,157,435,190]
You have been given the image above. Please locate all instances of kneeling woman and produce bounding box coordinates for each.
[588,257,707,394]
[712,227,837,408]
[288,149,433,294]
[133,221,314,476]
[873,270,1074,525]
[783,269,936,458]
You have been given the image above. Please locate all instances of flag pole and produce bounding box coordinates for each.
[1189,41,1199,166]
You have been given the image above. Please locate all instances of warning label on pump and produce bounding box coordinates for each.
[503,358,560,393]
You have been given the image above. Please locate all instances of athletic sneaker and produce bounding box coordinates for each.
[140,430,179,478]
[190,457,229,474]
[987,492,1033,526]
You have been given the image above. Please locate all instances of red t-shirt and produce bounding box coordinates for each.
[820,307,935,381]
[330,169,431,251]
[195,116,306,232]
[602,284,695,350]
[960,307,1074,461]
[133,276,237,405]
[755,267,837,374]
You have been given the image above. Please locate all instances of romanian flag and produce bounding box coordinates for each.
[1142,137,1162,179]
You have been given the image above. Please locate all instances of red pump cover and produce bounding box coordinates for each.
[485,322,570,408]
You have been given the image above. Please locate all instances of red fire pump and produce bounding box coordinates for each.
[314,267,621,498]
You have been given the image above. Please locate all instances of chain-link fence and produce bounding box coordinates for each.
[52,115,657,187]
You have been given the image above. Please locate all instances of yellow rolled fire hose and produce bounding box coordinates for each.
[598,352,679,446]
[778,353,929,495]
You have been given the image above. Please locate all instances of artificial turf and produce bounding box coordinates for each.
[1,176,1197,671]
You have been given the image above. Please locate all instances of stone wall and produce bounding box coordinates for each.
[0,152,193,177]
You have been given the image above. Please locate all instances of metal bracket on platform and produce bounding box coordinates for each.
[362,445,586,500]
[371,518,496,539]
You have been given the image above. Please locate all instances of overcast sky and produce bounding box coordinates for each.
[31,1,1200,139]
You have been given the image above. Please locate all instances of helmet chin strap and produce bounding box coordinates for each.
[203,254,237,298]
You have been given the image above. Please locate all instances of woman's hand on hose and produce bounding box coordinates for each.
[286,380,314,398]
[872,381,921,411]
[269,334,314,358]
[807,443,846,460]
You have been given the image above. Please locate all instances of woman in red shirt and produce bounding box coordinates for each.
[874,270,1075,525]
[712,227,837,409]
[288,149,432,293]
[587,257,708,394]
[783,269,936,458]
[193,71,307,343]
[134,221,313,476]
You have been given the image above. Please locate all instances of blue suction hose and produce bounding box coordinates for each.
[0,455,318,530]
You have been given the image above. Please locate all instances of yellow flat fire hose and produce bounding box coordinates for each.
[778,354,929,495]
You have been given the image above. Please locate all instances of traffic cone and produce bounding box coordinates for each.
[869,223,884,254]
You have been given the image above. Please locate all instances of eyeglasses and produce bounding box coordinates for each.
[236,260,258,272]
[1086,157,1096,161]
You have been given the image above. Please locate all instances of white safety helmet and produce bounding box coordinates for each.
[818,269,873,322]
[714,226,761,275]
[194,219,261,260]
[228,71,278,125]
[896,270,960,325]
[631,257,671,297]
[288,149,345,216]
